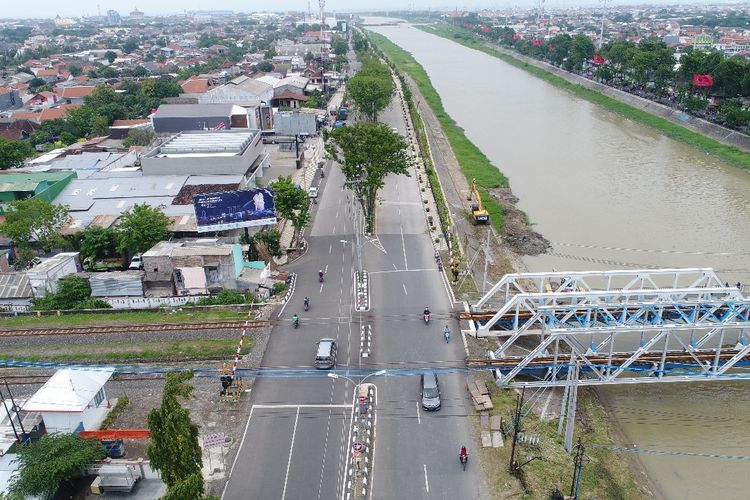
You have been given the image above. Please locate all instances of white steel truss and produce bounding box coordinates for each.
[472,268,725,310]
[467,268,750,387]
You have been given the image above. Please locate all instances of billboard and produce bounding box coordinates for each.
[193,188,277,233]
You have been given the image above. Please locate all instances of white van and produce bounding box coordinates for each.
[314,338,337,369]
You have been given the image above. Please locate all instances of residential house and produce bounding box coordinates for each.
[28,91,61,109]
[209,44,229,56]
[180,77,212,95]
[55,85,96,104]
[21,368,115,434]
[0,119,38,140]
[12,103,81,123]
[32,68,61,83]
[142,240,246,296]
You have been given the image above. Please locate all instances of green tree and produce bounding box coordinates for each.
[270,176,310,240]
[256,61,273,72]
[147,371,205,494]
[304,51,314,62]
[325,122,412,231]
[32,275,91,310]
[79,225,119,261]
[568,34,595,71]
[116,203,170,256]
[346,74,393,122]
[0,137,35,169]
[68,64,83,77]
[133,65,149,77]
[28,77,46,89]
[0,198,69,254]
[104,50,117,63]
[122,38,139,54]
[8,433,105,498]
[252,229,281,259]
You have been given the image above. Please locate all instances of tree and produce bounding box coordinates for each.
[147,371,204,493]
[270,176,310,241]
[0,198,69,255]
[304,51,314,62]
[252,229,281,261]
[0,137,35,169]
[256,61,273,72]
[346,74,393,122]
[116,203,170,256]
[122,127,156,147]
[79,225,119,261]
[68,64,83,77]
[133,65,149,77]
[32,275,99,310]
[122,38,139,54]
[325,122,412,231]
[8,433,105,498]
[104,50,117,63]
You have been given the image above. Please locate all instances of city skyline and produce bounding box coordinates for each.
[0,1,735,21]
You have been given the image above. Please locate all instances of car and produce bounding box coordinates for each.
[308,186,318,198]
[420,371,441,411]
[128,254,143,270]
[314,338,337,369]
[391,127,399,134]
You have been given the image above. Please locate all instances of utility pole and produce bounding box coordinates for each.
[508,387,525,474]
[570,439,585,499]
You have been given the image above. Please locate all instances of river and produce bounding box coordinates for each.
[367,20,750,499]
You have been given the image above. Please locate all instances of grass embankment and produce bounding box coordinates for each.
[419,23,750,170]
[0,338,253,363]
[2,308,252,329]
[478,372,643,499]
[367,30,507,232]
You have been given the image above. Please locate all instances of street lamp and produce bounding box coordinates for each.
[328,370,386,411]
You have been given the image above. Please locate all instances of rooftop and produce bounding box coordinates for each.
[153,103,238,119]
[0,273,33,299]
[143,240,234,258]
[22,368,114,413]
[148,130,258,157]
[28,252,79,273]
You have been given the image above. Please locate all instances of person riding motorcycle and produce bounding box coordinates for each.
[423,306,430,324]
[292,313,300,328]
[444,324,451,343]
[459,445,468,463]
[304,296,310,310]
[319,269,324,282]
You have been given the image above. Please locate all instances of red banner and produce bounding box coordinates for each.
[693,74,714,87]
[532,39,542,46]
[513,33,522,40]
[481,25,490,33]
[592,54,606,65]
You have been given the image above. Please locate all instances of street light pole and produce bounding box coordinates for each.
[328,369,386,408]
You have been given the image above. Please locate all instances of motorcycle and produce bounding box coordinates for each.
[423,312,430,325]
[292,315,300,329]
[460,453,468,471]
[319,272,324,283]
[304,299,309,312]
[444,328,451,343]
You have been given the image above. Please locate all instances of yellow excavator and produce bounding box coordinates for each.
[469,179,489,225]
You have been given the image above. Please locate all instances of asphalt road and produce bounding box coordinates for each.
[364,100,487,499]
[224,93,485,499]
[223,161,360,500]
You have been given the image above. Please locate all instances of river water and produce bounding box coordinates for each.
[368,20,750,499]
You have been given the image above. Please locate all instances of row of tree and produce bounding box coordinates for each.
[29,78,181,146]
[459,22,750,128]
[345,55,394,122]
[0,198,170,265]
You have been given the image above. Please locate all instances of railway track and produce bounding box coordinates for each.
[0,320,270,337]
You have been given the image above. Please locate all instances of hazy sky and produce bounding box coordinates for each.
[3,1,723,20]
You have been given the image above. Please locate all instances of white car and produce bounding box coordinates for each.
[391,127,399,134]
[308,186,319,198]
[129,254,143,270]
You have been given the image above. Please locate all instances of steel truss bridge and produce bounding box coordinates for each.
[463,268,750,388]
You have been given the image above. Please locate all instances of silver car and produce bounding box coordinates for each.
[421,371,441,411]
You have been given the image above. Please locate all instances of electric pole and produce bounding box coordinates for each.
[570,439,585,499]
[508,387,525,474]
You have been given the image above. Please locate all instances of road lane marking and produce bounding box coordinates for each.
[220,405,255,499]
[252,404,351,409]
[400,224,408,270]
[402,284,408,295]
[370,268,434,275]
[281,407,300,500]
[423,464,429,493]
[329,244,332,254]
[392,263,398,270]
[416,402,421,424]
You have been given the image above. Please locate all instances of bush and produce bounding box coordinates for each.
[271,282,288,296]
[196,289,248,306]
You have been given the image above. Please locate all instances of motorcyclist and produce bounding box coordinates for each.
[319,269,324,282]
[444,324,451,343]
[460,446,468,460]
[304,296,310,310]
[423,306,430,317]
[292,313,300,328]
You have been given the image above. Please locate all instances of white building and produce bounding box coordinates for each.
[21,368,115,434]
[26,252,81,298]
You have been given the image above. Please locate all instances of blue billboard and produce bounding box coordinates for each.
[193,188,277,233]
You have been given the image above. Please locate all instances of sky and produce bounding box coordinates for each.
[2,1,728,20]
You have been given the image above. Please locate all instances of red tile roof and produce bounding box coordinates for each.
[55,86,96,99]
[276,91,309,101]
[35,69,59,77]
[180,78,210,94]
[39,104,80,121]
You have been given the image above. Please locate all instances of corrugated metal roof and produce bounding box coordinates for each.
[153,103,235,118]
[0,273,33,299]
[90,272,143,297]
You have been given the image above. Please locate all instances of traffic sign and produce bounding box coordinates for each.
[352,442,364,452]
[203,432,225,449]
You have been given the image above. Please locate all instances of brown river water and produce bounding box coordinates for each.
[368,20,750,499]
